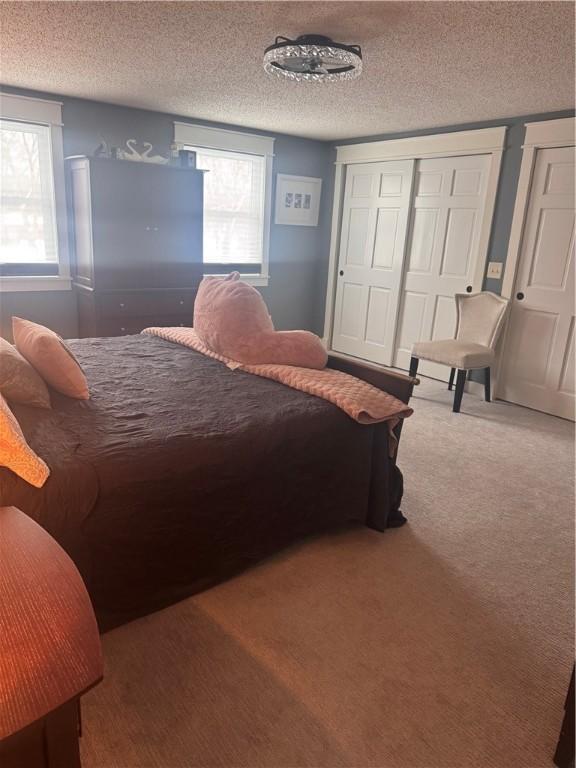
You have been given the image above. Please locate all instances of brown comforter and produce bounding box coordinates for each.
[0,334,402,630]
[143,326,413,434]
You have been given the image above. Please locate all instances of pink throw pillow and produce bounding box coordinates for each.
[193,273,327,369]
[12,317,89,400]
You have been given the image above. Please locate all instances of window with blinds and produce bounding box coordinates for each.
[190,146,266,274]
[0,119,59,276]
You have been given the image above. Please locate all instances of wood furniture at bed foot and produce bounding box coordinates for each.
[0,506,103,768]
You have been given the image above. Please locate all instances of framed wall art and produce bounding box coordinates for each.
[275,174,322,226]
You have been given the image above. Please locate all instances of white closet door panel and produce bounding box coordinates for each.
[394,154,491,378]
[416,170,443,196]
[345,208,372,266]
[379,172,403,196]
[338,282,365,339]
[396,291,427,355]
[528,208,573,289]
[506,308,557,384]
[431,295,458,340]
[365,287,391,344]
[408,208,438,273]
[373,208,399,268]
[500,145,575,419]
[440,208,476,277]
[452,167,483,196]
[351,172,375,197]
[332,160,414,366]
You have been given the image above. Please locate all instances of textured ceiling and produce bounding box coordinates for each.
[0,1,574,141]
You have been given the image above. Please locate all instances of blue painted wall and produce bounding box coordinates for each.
[0,86,333,337]
[1,84,573,342]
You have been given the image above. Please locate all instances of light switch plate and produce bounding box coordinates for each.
[487,261,503,279]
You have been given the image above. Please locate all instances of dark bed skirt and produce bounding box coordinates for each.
[96,455,406,633]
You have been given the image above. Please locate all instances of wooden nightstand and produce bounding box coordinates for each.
[554,666,575,768]
[0,506,103,768]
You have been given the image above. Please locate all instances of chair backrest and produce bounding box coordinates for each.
[455,291,509,348]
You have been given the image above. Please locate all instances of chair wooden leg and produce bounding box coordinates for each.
[453,369,466,413]
[448,368,456,391]
[484,367,491,402]
[409,356,419,378]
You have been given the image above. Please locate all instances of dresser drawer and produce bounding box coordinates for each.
[99,290,196,318]
[99,315,192,337]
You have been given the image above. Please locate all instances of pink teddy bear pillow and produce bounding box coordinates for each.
[193,273,327,370]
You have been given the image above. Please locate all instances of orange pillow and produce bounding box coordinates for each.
[12,317,89,400]
[0,393,50,487]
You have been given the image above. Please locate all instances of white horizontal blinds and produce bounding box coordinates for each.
[0,119,58,264]
[192,146,265,267]
[174,122,273,281]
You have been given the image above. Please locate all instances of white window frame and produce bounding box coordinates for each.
[0,92,71,292]
[174,121,274,286]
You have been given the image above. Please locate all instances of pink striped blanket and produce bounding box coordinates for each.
[142,327,413,448]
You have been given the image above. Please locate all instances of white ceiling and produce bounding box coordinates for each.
[1,1,574,141]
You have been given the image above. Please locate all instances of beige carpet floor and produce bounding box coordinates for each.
[81,377,574,768]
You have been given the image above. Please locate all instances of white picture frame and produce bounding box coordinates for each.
[275,174,322,226]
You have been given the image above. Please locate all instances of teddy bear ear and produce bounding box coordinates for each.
[226,271,241,281]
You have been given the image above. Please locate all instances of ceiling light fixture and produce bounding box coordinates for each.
[263,35,362,83]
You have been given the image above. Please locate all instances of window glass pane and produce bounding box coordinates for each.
[191,147,265,267]
[0,120,58,265]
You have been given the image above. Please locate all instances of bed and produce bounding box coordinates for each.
[0,333,416,631]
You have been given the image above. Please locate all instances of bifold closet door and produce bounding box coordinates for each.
[332,160,415,366]
[393,154,492,380]
[499,145,575,420]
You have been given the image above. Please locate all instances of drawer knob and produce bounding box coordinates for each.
[120,327,126,332]
[179,300,184,305]
[119,302,125,308]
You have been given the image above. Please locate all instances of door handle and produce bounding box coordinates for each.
[516,292,525,301]
[339,270,344,276]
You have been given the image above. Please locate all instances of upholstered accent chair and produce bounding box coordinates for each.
[409,291,509,413]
